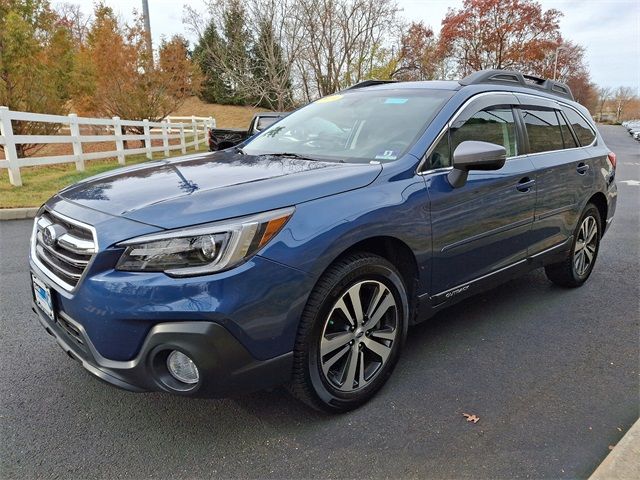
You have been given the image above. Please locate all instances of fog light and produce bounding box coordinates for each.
[166,350,199,384]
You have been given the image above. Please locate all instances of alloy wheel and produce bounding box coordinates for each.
[319,280,398,392]
[573,215,598,276]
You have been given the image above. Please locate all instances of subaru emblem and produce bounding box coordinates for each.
[42,225,58,247]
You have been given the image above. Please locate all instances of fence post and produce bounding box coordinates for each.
[68,113,84,171]
[0,106,22,187]
[179,124,186,154]
[113,116,125,165]
[191,115,200,150]
[206,116,214,147]
[143,119,152,159]
[161,120,170,157]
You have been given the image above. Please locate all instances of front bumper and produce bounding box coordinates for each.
[33,303,293,397]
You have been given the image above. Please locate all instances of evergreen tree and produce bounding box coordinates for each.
[193,22,230,103]
[251,20,293,110]
[221,0,251,104]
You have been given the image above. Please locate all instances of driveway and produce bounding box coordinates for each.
[0,125,638,479]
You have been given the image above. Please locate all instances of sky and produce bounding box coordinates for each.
[67,0,640,91]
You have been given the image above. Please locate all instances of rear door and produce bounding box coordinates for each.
[515,95,596,254]
[424,93,537,297]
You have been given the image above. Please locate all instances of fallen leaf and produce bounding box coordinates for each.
[462,413,480,424]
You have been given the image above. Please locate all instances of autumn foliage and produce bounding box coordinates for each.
[394,0,600,109]
[70,5,201,128]
[438,0,562,75]
[1,0,636,154]
[0,0,201,152]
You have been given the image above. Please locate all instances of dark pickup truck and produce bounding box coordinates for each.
[208,112,288,151]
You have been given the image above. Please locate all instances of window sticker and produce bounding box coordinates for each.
[374,150,398,160]
[316,94,343,104]
[384,98,408,104]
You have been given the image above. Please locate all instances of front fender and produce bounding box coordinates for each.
[260,175,432,294]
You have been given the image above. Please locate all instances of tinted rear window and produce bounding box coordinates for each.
[522,108,564,153]
[563,108,596,146]
[256,117,278,131]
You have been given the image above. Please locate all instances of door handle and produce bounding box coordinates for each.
[516,177,536,192]
[577,163,590,174]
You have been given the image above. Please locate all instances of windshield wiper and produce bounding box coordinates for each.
[260,152,319,161]
[234,146,246,155]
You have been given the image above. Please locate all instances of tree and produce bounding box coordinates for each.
[186,0,301,108]
[438,0,562,77]
[294,0,402,98]
[188,0,253,105]
[193,22,230,103]
[55,2,91,45]
[393,22,440,81]
[158,35,202,104]
[74,4,200,131]
[596,86,612,121]
[222,0,252,104]
[251,18,292,109]
[613,86,636,123]
[0,0,73,156]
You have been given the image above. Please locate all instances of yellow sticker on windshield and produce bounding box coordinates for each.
[316,94,343,104]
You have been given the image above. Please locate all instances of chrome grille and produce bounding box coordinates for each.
[32,210,97,290]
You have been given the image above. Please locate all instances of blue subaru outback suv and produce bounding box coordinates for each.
[30,70,617,411]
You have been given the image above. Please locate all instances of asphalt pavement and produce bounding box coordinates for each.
[1,125,638,479]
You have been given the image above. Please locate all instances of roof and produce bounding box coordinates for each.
[345,70,575,102]
[346,80,461,92]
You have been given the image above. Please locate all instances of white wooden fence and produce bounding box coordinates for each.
[0,106,215,186]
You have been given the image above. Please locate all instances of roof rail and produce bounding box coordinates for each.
[459,69,574,101]
[345,79,398,90]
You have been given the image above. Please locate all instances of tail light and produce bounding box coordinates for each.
[608,152,617,169]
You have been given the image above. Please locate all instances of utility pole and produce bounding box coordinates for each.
[553,45,567,81]
[142,0,153,68]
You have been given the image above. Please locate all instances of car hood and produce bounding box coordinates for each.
[58,151,382,229]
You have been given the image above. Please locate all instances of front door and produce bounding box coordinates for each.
[424,104,537,299]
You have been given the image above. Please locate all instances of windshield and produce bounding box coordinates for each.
[242,89,453,163]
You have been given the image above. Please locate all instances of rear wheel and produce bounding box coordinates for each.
[289,253,408,412]
[545,203,602,287]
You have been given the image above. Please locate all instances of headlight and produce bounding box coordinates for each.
[115,207,294,276]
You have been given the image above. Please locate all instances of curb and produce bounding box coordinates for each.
[0,207,38,221]
[590,418,640,479]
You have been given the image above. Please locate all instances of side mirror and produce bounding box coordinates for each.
[448,141,507,188]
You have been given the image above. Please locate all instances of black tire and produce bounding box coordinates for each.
[288,253,409,412]
[545,203,602,288]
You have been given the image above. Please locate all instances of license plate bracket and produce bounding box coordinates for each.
[32,274,55,321]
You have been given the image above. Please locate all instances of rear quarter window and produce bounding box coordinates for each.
[562,107,596,146]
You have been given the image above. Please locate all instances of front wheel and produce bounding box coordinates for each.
[289,253,409,412]
[545,203,602,287]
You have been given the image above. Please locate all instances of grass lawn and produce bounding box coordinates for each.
[0,146,206,209]
[171,97,267,128]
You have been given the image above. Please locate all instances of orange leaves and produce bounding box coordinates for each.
[438,0,567,76]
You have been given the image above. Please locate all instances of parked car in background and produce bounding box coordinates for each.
[30,70,616,412]
[208,112,289,151]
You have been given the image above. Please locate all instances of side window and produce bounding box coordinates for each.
[521,108,564,153]
[557,111,578,148]
[451,108,518,157]
[426,133,451,169]
[563,107,596,146]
